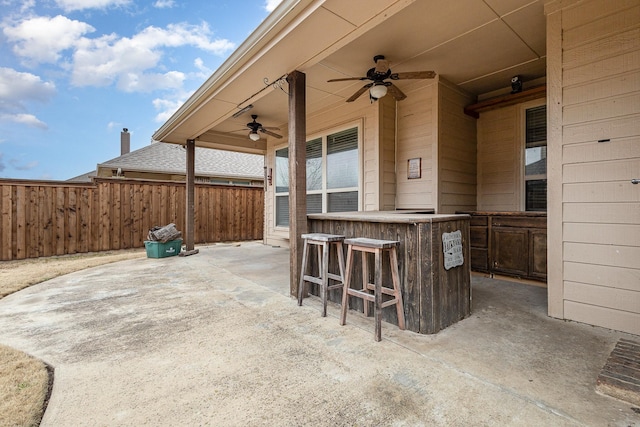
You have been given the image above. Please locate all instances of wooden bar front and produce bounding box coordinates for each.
[307,211,471,334]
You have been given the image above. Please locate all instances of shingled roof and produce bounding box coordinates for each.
[98,142,264,179]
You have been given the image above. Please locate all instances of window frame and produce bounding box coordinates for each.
[273,121,362,229]
[520,99,547,212]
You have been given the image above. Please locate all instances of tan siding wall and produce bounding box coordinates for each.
[379,96,397,211]
[437,80,477,213]
[396,80,438,209]
[547,0,640,335]
[476,105,521,211]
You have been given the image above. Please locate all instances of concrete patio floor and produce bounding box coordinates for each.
[0,241,638,426]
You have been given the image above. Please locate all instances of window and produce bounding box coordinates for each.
[524,105,547,211]
[275,148,289,227]
[275,126,359,227]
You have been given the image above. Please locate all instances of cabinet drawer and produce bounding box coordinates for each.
[470,215,488,227]
[492,216,546,229]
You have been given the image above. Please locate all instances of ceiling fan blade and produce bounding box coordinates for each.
[327,77,368,82]
[374,59,390,74]
[387,83,407,101]
[390,71,436,80]
[262,126,280,131]
[260,129,283,139]
[346,84,372,102]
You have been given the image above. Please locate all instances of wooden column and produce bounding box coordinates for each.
[181,139,199,256]
[287,70,307,297]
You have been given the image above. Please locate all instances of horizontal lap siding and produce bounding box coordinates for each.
[560,0,640,334]
[380,96,397,211]
[438,81,477,214]
[396,81,437,209]
[0,179,263,260]
[477,105,520,211]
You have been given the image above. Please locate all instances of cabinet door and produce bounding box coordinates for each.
[470,225,489,272]
[492,227,529,277]
[529,229,547,280]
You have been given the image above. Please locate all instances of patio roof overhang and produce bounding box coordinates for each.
[152,0,548,153]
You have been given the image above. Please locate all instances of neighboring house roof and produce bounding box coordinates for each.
[67,171,96,182]
[97,142,264,180]
[526,158,547,177]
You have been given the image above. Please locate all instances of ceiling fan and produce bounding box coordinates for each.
[235,115,282,141]
[328,55,436,102]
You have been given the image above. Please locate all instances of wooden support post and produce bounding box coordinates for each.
[287,70,307,297]
[181,139,199,256]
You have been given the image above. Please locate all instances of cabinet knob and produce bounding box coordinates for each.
[632,179,640,185]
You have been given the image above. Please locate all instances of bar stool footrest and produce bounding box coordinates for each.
[364,283,396,296]
[347,289,375,302]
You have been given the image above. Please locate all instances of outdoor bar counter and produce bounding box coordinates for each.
[307,211,471,334]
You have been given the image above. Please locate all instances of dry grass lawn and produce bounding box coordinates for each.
[0,345,50,427]
[0,249,145,426]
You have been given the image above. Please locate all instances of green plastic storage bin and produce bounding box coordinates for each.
[144,239,182,258]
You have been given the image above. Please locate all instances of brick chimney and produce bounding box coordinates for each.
[121,128,130,155]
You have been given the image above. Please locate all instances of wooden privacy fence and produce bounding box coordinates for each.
[0,178,264,261]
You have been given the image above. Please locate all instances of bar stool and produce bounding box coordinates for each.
[297,233,346,317]
[340,237,405,342]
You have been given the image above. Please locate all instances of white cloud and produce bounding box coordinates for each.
[0,113,48,129]
[0,67,56,106]
[153,0,175,8]
[3,15,236,107]
[118,71,185,93]
[265,0,283,12]
[0,0,35,14]
[0,68,54,128]
[134,23,236,54]
[3,15,95,64]
[152,97,185,123]
[5,16,235,93]
[70,22,234,91]
[193,57,212,79]
[54,0,131,12]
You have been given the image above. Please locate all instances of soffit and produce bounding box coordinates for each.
[155,0,547,150]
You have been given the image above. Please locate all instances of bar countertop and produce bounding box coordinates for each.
[307,210,470,224]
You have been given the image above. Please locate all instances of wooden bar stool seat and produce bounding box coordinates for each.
[340,237,405,341]
[297,233,346,317]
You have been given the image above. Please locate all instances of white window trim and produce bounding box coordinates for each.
[273,121,363,229]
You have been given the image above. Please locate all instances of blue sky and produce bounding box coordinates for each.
[0,0,281,180]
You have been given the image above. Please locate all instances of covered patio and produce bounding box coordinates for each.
[0,242,637,425]
[153,0,640,338]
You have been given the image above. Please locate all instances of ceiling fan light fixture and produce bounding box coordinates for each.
[369,83,388,99]
[249,131,261,141]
